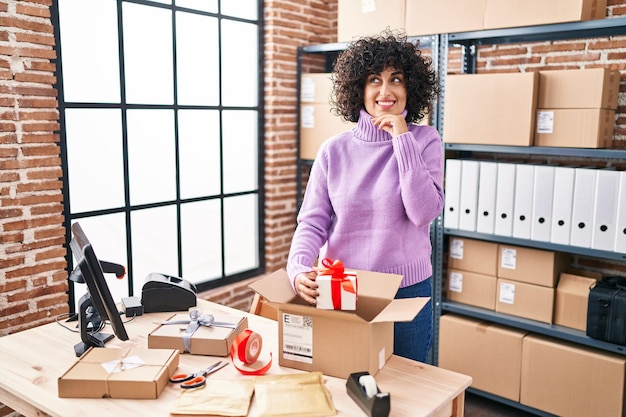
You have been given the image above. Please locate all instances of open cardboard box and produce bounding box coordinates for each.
[249,269,429,379]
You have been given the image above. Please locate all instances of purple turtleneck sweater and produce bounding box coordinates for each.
[287,109,444,289]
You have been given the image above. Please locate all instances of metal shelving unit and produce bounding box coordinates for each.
[435,15,626,415]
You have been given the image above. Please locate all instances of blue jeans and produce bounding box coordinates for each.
[393,278,433,363]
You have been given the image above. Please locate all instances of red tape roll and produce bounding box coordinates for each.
[230,329,272,375]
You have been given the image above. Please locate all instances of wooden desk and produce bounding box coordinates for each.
[0,300,471,417]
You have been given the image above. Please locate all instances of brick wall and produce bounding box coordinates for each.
[0,0,67,341]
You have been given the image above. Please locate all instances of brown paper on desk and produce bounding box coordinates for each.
[254,372,336,417]
[170,379,254,416]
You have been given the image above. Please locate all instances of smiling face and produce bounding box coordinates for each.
[363,67,407,118]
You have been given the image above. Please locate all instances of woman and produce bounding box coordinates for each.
[287,29,443,363]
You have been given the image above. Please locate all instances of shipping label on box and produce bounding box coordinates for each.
[148,311,248,357]
[448,237,498,276]
[58,347,179,399]
[498,244,570,288]
[496,279,554,323]
[281,312,314,364]
[534,108,615,149]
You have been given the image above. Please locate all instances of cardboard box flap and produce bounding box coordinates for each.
[370,297,430,323]
[248,269,300,305]
[356,270,404,299]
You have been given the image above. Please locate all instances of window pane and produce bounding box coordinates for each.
[131,206,178,295]
[127,109,176,205]
[176,12,219,106]
[175,0,217,13]
[122,3,174,104]
[178,110,221,198]
[224,194,259,275]
[222,110,258,193]
[221,0,257,20]
[221,20,258,107]
[58,0,120,103]
[70,214,128,308]
[66,109,125,213]
[181,200,222,283]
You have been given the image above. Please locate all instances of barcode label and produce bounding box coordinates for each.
[282,313,313,363]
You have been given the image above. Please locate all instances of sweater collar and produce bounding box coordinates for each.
[354,108,408,143]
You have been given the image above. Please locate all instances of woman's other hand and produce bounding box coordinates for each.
[295,271,319,305]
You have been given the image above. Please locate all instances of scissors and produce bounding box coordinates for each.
[169,361,229,389]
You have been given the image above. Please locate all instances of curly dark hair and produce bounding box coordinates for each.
[330,29,440,124]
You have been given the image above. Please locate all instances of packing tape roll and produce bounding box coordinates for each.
[230,329,272,376]
[235,329,262,364]
[359,374,377,398]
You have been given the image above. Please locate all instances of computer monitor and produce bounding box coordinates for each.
[69,222,129,356]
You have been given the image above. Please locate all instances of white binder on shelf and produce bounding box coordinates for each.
[591,169,621,251]
[615,171,626,253]
[512,164,535,240]
[443,159,462,230]
[494,162,516,237]
[570,168,598,248]
[476,161,498,234]
[550,166,576,245]
[458,160,480,231]
[530,165,555,242]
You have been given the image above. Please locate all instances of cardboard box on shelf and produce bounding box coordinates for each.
[554,272,598,331]
[484,0,607,30]
[534,108,615,149]
[447,269,497,310]
[299,72,353,161]
[405,0,485,36]
[448,237,499,276]
[58,347,179,399]
[148,312,248,357]
[496,278,555,324]
[300,103,353,160]
[337,0,405,42]
[439,314,527,402]
[248,268,428,379]
[497,244,570,288]
[521,334,626,417]
[443,72,538,146]
[537,68,620,110]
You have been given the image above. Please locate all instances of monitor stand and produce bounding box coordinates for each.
[74,293,113,357]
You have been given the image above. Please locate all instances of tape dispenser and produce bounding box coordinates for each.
[346,372,390,417]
